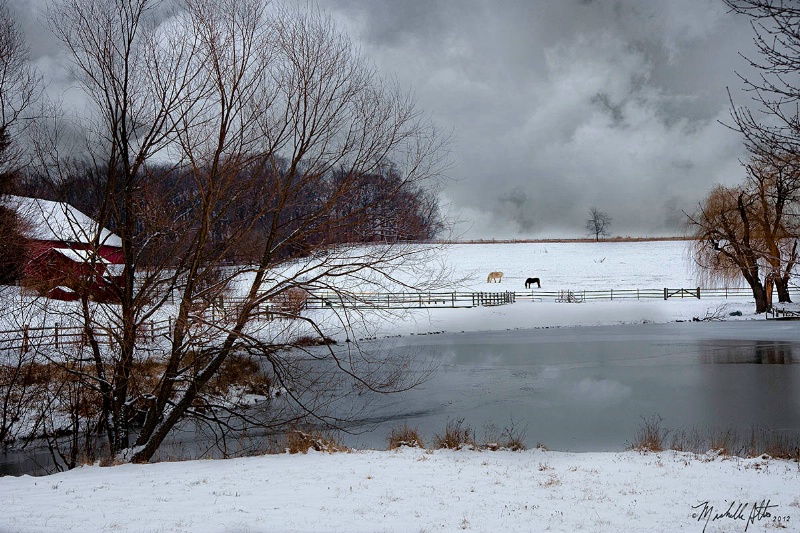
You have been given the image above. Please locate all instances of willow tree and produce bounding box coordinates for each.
[690,155,800,310]
[687,184,767,311]
[39,0,447,464]
[743,154,800,303]
[687,0,800,311]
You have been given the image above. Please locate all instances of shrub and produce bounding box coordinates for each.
[481,420,527,451]
[285,429,347,454]
[708,427,737,456]
[669,427,704,454]
[433,418,476,450]
[628,414,669,452]
[387,424,425,449]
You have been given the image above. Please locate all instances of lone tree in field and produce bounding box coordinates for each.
[585,207,612,241]
[32,0,448,465]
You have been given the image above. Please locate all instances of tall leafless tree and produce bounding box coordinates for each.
[35,0,448,464]
[685,0,800,310]
[0,0,39,283]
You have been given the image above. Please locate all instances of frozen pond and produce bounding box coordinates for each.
[3,320,799,475]
[339,320,800,451]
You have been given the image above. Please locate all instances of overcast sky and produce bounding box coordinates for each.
[12,0,760,239]
[322,0,761,239]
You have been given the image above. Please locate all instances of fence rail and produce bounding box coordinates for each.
[512,286,759,302]
[0,287,772,355]
[304,290,516,309]
[0,320,173,356]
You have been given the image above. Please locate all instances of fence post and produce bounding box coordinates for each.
[696,287,700,299]
[54,323,59,349]
[664,288,668,300]
[22,324,29,353]
[610,289,613,301]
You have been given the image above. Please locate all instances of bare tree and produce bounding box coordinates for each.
[0,1,42,448]
[743,154,800,303]
[0,0,40,180]
[686,0,800,310]
[686,184,771,313]
[0,0,39,284]
[36,0,448,465]
[585,207,612,241]
[723,1,800,161]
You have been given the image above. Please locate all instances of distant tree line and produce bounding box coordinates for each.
[16,157,445,265]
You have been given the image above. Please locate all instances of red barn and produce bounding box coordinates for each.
[8,196,124,302]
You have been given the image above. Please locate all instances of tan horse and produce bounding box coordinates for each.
[487,271,503,283]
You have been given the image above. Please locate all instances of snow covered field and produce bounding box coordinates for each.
[325,239,766,341]
[1,446,797,532]
[1,239,798,533]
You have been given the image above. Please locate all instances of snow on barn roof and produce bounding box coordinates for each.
[53,247,112,263]
[5,195,122,248]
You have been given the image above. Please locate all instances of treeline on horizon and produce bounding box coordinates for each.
[9,156,445,266]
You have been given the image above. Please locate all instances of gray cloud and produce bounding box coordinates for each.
[327,0,759,238]
[15,0,760,239]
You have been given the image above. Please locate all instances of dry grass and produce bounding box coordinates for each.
[746,428,800,460]
[539,473,562,488]
[285,429,348,454]
[628,414,669,452]
[387,424,425,449]
[481,420,527,451]
[630,416,800,459]
[433,418,476,450]
[669,427,705,453]
[211,354,271,396]
[708,427,738,455]
[294,335,336,347]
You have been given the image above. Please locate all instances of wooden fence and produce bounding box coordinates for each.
[0,287,773,355]
[0,320,173,356]
[304,290,516,309]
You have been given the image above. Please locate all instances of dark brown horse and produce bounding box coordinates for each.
[525,277,540,289]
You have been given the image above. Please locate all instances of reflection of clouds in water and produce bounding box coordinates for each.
[571,378,632,404]
[539,366,561,382]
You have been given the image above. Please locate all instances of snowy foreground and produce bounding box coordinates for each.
[1,447,797,532]
[2,240,799,532]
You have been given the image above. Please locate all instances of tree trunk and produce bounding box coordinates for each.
[750,280,769,313]
[775,276,792,303]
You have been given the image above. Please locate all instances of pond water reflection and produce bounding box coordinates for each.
[336,321,800,452]
[3,321,800,475]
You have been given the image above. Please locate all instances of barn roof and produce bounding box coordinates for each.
[5,196,122,248]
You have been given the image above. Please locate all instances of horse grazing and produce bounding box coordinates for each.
[487,271,504,283]
[525,277,541,289]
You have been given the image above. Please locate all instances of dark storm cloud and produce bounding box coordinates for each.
[326,0,759,238]
[13,0,759,238]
